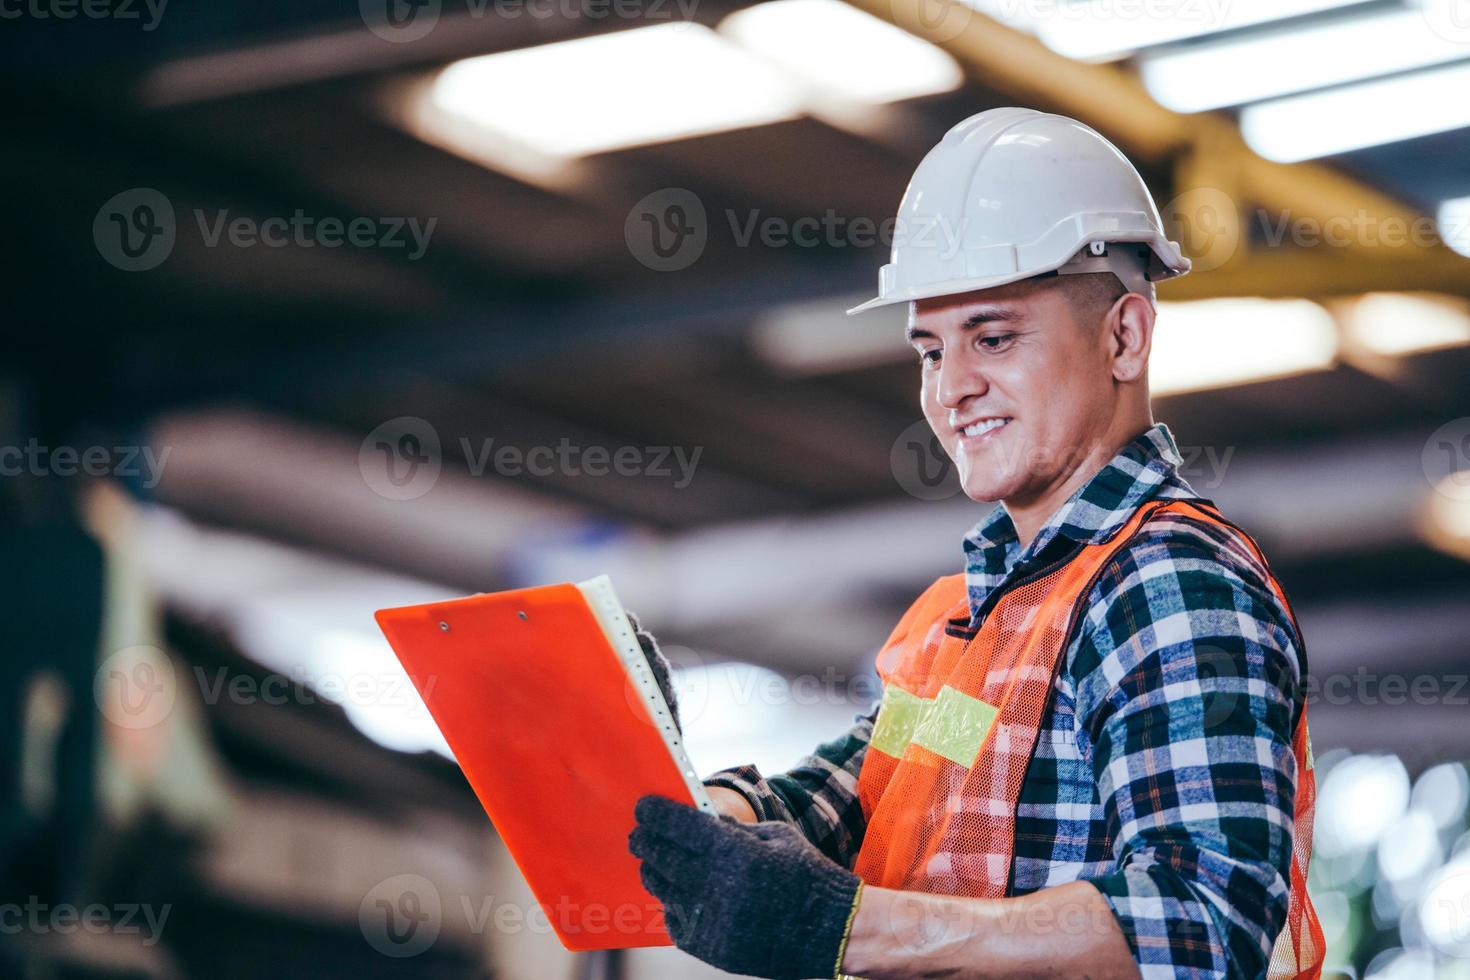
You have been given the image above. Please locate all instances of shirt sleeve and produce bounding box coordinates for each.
[1074,522,1303,980]
[702,705,877,868]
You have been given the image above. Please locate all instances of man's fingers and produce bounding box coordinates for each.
[660,893,705,943]
[629,823,709,876]
[637,862,679,902]
[633,795,725,849]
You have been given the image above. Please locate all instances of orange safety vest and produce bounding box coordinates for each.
[853,499,1324,979]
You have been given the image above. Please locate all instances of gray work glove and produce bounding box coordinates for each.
[629,795,863,980]
[626,610,681,734]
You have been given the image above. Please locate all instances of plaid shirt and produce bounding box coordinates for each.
[705,424,1305,980]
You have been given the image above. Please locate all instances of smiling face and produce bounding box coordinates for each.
[907,274,1154,537]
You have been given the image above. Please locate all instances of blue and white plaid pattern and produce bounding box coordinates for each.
[705,424,1306,980]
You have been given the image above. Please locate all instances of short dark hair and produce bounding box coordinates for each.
[1053,271,1127,327]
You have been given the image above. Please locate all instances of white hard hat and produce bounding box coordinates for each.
[848,107,1190,315]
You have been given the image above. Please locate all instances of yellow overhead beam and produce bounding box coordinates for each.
[1158,248,1470,301]
[846,0,1470,292]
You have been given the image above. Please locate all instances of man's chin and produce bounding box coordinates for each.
[958,475,1020,505]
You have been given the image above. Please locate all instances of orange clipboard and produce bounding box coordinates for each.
[374,574,713,951]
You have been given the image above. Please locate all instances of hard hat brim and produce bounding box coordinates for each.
[846,233,1191,316]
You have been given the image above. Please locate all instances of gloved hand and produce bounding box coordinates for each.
[629,795,863,980]
[626,610,681,733]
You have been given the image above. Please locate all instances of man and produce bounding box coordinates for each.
[627,108,1321,980]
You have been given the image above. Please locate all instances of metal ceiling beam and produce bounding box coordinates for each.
[1157,248,1470,301]
[844,0,1470,295]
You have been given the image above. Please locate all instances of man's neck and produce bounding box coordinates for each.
[1005,416,1154,549]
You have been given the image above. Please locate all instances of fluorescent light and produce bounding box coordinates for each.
[1412,762,1470,830]
[424,24,806,159]
[1316,754,1410,856]
[1031,0,1371,62]
[1240,61,1470,163]
[1440,195,1470,258]
[1426,474,1470,560]
[719,0,962,104]
[1377,811,1442,884]
[1339,293,1470,356]
[750,294,909,375]
[1421,857,1470,958]
[1151,299,1338,394]
[1140,9,1469,113]
[312,629,452,759]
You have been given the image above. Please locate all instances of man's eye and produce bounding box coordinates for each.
[919,348,942,366]
[977,333,1015,351]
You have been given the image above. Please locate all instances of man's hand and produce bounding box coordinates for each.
[623,615,759,824]
[629,795,861,980]
[626,610,681,733]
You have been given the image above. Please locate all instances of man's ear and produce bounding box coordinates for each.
[1108,293,1155,385]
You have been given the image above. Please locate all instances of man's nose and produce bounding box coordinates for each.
[936,352,987,410]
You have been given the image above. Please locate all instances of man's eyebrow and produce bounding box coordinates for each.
[906,307,1023,342]
[961,308,1024,330]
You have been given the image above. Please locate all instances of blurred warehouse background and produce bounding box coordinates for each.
[3,0,1470,977]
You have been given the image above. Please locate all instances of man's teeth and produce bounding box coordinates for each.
[963,418,1009,437]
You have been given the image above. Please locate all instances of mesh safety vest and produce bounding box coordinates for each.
[852,499,1324,980]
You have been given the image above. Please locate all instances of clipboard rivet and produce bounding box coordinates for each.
[438,621,450,632]
[517,610,529,621]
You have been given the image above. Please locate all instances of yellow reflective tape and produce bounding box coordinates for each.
[1304,725,1314,771]
[870,685,931,758]
[911,685,998,768]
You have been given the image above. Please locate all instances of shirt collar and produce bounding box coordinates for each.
[961,423,1197,619]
